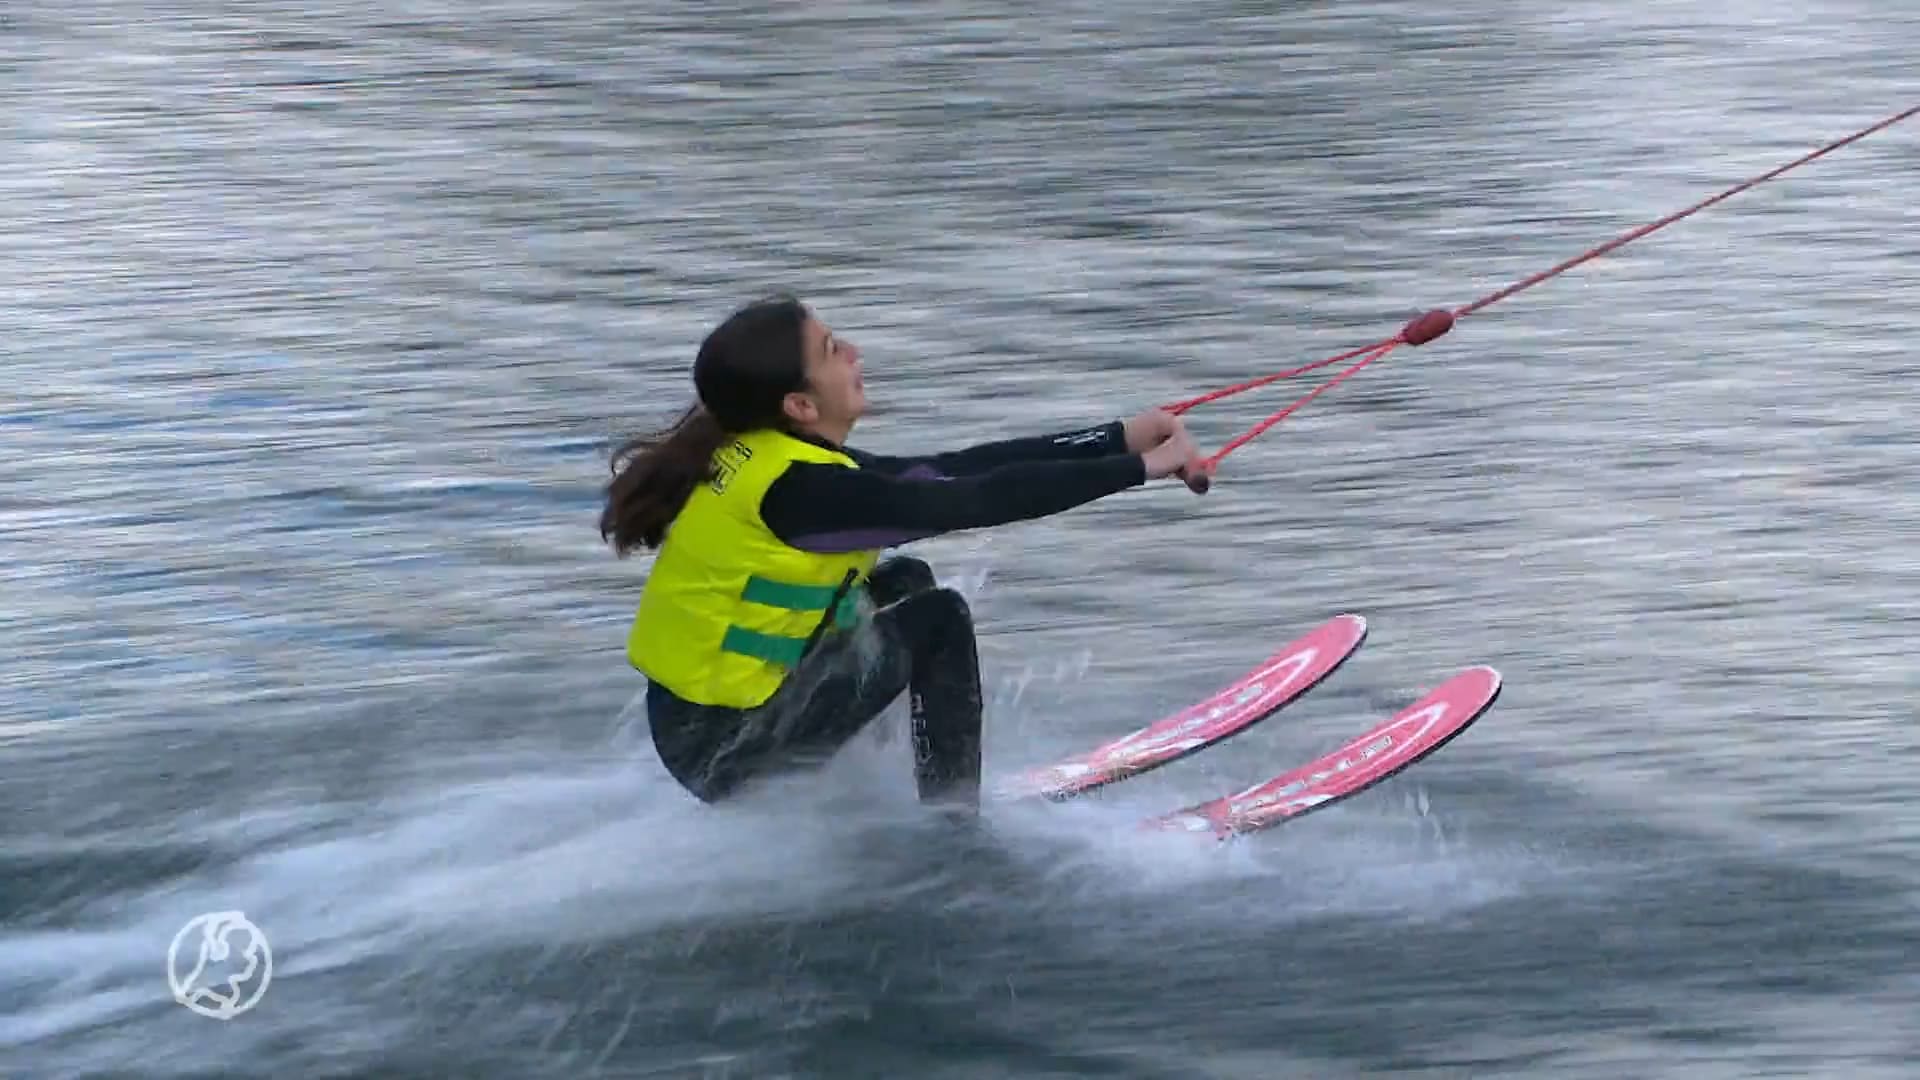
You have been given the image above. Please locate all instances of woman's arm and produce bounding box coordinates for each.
[760,452,1147,553]
[846,420,1128,480]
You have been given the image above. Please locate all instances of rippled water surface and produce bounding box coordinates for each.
[6,2,1920,1077]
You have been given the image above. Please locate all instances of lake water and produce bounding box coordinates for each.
[5,2,1919,1076]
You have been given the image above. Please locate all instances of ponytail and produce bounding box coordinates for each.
[599,403,730,556]
[602,294,810,555]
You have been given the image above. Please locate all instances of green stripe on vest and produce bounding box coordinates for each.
[721,577,862,669]
[720,625,809,667]
[740,575,843,611]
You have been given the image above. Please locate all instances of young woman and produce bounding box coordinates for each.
[601,295,1212,813]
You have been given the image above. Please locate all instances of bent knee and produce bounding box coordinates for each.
[929,585,973,623]
[886,554,935,579]
[874,555,937,595]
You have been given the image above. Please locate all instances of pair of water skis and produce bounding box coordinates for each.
[994,615,1500,840]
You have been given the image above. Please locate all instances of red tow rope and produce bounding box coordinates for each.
[1167,103,1919,473]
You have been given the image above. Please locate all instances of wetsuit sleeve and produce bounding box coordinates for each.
[760,452,1148,553]
[847,420,1128,478]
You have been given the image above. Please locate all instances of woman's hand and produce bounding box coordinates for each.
[1137,413,1215,494]
[1122,408,1181,454]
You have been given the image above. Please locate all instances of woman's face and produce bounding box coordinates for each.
[788,313,866,436]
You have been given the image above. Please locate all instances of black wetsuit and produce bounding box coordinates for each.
[645,420,1148,808]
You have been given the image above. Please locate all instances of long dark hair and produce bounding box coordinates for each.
[600,295,811,556]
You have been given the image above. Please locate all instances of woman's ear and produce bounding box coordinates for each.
[782,390,820,427]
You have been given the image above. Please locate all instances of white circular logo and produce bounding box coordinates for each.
[167,910,273,1019]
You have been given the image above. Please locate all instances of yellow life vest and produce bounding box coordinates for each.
[626,428,882,708]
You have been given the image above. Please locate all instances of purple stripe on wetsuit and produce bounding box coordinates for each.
[789,527,935,553]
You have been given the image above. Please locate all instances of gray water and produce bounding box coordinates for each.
[6,2,1920,1077]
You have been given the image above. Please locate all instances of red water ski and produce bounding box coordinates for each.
[1145,665,1501,839]
[1000,614,1368,801]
